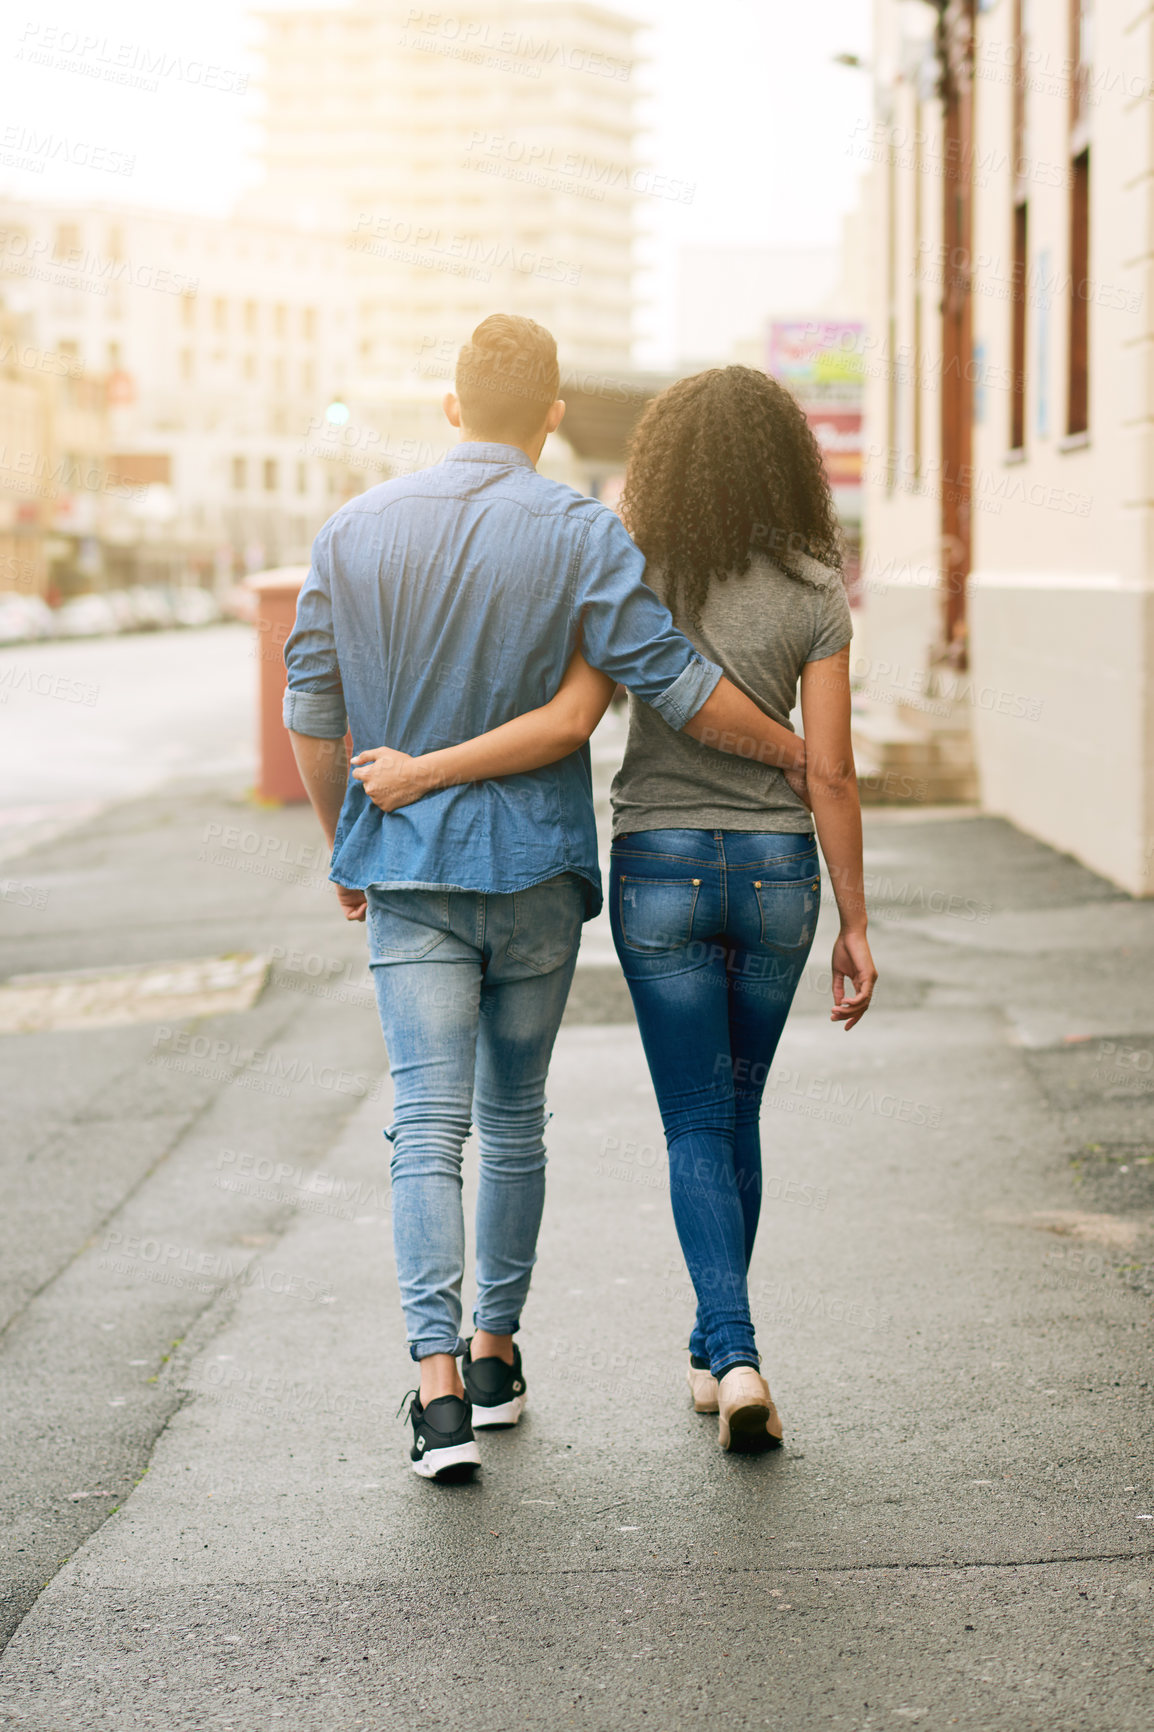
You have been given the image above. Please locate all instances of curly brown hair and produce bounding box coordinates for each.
[620,365,843,625]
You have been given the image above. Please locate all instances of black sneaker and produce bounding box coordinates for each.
[402,1392,481,1481]
[460,1338,527,1428]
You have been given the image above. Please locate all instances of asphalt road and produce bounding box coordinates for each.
[1,629,1152,1730]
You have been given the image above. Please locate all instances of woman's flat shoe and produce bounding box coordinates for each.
[686,1356,719,1413]
[717,1367,784,1452]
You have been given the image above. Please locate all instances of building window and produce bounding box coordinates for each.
[213,297,228,333]
[296,461,308,495]
[274,304,287,338]
[1008,0,1029,451]
[1067,0,1091,436]
[244,300,258,336]
[53,223,81,263]
[272,357,286,392]
[180,349,194,382]
[884,112,898,494]
[303,306,317,341]
[301,359,314,392]
[107,341,122,370]
[107,226,124,261]
[911,115,923,479]
[263,458,278,492]
[232,456,246,490]
[1070,0,1093,138]
[181,295,196,328]
[1067,148,1090,435]
[1010,202,1028,450]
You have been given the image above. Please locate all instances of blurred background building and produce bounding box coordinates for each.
[0,0,647,611]
[857,0,1153,896]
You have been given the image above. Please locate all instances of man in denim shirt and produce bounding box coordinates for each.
[285,316,806,1479]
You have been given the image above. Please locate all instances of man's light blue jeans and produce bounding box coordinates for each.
[367,873,584,1362]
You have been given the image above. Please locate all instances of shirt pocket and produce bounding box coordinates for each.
[617,875,701,954]
[367,890,450,962]
[752,875,820,956]
[507,873,584,974]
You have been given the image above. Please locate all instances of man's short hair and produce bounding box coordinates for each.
[455,314,561,443]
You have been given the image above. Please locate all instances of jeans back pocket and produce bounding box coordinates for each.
[618,876,701,954]
[753,874,820,955]
[367,889,450,961]
[506,872,584,974]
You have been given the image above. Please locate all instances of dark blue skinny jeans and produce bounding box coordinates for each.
[609,829,820,1379]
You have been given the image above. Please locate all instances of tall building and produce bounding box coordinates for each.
[859,0,1153,895]
[0,199,360,586]
[248,0,642,383]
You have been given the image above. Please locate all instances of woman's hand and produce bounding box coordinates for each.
[830,927,877,1030]
[351,747,437,813]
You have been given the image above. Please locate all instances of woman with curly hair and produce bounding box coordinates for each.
[354,364,876,1454]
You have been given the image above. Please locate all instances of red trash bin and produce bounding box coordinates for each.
[246,566,310,803]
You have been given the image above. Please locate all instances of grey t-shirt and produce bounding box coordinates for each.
[610,551,853,838]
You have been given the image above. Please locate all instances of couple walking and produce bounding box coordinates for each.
[285,314,876,1481]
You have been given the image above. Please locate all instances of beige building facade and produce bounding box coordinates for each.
[250,0,642,383]
[860,0,1154,895]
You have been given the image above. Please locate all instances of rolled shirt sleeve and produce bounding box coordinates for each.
[282,525,349,740]
[575,509,722,730]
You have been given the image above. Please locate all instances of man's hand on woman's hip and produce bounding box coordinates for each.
[351,746,437,812]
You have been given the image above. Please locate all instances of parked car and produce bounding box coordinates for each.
[170,587,222,627]
[0,595,55,644]
[53,593,121,638]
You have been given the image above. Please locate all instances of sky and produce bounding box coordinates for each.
[0,0,873,366]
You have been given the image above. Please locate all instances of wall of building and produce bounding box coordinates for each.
[861,0,1154,894]
[964,0,1153,894]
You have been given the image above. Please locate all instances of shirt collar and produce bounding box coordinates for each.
[442,442,535,469]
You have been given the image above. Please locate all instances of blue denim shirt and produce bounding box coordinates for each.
[283,442,722,916]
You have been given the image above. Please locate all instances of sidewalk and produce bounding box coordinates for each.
[1,717,1152,1730]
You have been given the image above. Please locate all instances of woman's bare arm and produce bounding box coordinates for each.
[353,652,811,815]
[799,647,877,1030]
[351,650,617,812]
